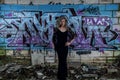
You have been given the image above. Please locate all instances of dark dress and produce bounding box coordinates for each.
[52,27,76,80]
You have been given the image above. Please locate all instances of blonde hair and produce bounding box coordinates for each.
[56,15,68,28]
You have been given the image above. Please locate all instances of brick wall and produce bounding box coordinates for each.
[1,0,120,63]
[3,0,120,4]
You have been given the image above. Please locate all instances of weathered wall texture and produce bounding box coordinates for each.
[0,0,120,63]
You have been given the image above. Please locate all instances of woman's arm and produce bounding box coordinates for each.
[65,27,77,46]
[52,27,57,49]
[65,38,75,46]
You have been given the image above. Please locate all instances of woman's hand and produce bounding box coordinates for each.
[65,38,75,46]
[52,43,55,49]
[65,42,71,46]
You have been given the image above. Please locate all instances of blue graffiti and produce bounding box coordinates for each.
[0,4,119,51]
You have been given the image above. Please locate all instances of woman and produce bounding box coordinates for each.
[52,15,76,80]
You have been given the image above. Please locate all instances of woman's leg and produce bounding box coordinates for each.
[57,47,68,80]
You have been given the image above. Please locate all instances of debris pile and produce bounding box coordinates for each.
[0,63,119,80]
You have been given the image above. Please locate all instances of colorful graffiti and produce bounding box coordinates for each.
[0,4,120,51]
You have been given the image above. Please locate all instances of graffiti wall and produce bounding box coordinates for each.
[0,4,120,51]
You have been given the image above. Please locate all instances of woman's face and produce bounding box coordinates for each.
[60,19,66,27]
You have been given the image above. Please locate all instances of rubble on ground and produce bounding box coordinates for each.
[0,63,119,80]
